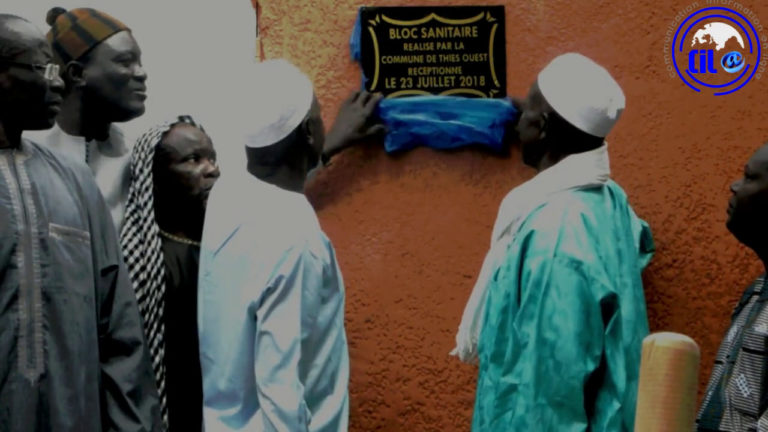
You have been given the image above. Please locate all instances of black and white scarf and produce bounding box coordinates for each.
[119,115,203,430]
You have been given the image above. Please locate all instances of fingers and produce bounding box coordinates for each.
[359,90,373,106]
[365,124,387,137]
[343,90,383,114]
[346,90,361,105]
[362,92,384,116]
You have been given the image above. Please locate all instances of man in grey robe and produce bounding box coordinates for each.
[0,14,160,432]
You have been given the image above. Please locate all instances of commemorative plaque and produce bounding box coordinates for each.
[359,6,506,98]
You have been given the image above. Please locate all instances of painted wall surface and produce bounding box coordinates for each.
[5,0,768,430]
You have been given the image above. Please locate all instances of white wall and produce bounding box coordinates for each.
[5,0,258,171]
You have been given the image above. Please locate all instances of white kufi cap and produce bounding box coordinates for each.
[239,58,314,148]
[537,53,625,138]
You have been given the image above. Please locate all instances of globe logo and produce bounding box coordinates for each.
[672,7,761,95]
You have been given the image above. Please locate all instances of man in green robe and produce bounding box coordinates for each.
[453,53,654,431]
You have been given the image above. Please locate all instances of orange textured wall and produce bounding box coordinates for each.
[258,0,768,430]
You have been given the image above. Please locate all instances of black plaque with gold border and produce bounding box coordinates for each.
[359,6,506,98]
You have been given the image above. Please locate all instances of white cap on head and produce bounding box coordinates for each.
[537,53,625,138]
[240,58,315,148]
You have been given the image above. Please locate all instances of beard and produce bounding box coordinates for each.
[82,86,143,124]
[521,139,548,168]
[304,144,321,173]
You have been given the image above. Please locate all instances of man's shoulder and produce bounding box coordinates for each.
[731,274,768,319]
[24,123,68,149]
[24,126,87,166]
[523,190,596,233]
[19,139,107,220]
[204,175,321,252]
[528,181,633,225]
[23,127,55,145]
[241,196,322,251]
[22,137,92,178]
[516,185,625,258]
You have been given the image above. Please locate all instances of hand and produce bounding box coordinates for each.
[323,90,386,160]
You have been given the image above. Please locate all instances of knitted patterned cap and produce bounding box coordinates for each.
[46,7,130,64]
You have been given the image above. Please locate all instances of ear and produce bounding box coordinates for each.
[537,111,549,141]
[301,116,314,148]
[64,61,86,88]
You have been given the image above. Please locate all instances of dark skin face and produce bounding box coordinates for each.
[0,19,64,132]
[514,81,552,169]
[245,96,325,193]
[727,143,768,252]
[68,30,147,122]
[154,123,220,215]
[513,81,604,171]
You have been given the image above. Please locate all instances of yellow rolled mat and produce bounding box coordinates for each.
[634,332,700,432]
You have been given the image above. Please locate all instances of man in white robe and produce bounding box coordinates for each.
[198,59,381,432]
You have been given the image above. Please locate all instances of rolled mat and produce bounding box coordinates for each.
[634,332,701,432]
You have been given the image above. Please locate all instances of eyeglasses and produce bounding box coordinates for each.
[0,61,60,81]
